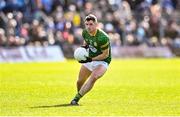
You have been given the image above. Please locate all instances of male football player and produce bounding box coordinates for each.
[71,14,111,105]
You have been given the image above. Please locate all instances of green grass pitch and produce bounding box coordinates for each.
[0,58,180,116]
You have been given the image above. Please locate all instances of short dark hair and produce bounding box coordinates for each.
[85,14,97,23]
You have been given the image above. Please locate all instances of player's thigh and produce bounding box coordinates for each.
[91,65,107,80]
[78,65,91,82]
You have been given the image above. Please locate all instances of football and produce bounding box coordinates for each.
[74,47,88,61]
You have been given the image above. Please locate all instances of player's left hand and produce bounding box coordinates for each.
[78,57,92,63]
[80,45,89,49]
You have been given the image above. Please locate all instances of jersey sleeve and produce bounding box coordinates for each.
[82,29,86,39]
[99,36,110,50]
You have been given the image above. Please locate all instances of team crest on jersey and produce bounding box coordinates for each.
[90,40,93,45]
[94,42,97,47]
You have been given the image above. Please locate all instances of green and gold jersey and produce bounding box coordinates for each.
[82,29,111,64]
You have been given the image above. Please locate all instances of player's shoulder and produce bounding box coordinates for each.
[98,29,109,38]
[97,29,109,42]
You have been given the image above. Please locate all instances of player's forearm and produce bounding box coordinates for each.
[92,50,109,61]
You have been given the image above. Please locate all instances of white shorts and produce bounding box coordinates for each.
[83,61,109,71]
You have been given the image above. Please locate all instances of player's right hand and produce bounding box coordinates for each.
[78,57,92,63]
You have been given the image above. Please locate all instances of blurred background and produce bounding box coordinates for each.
[0,0,180,62]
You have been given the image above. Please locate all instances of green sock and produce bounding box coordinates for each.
[73,93,82,102]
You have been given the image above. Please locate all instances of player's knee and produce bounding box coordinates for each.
[92,74,101,81]
[96,72,104,78]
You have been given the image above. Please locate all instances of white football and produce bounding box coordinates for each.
[74,47,88,61]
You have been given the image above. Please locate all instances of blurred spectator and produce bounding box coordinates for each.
[0,28,6,46]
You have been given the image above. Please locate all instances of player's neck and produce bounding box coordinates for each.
[89,29,97,36]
